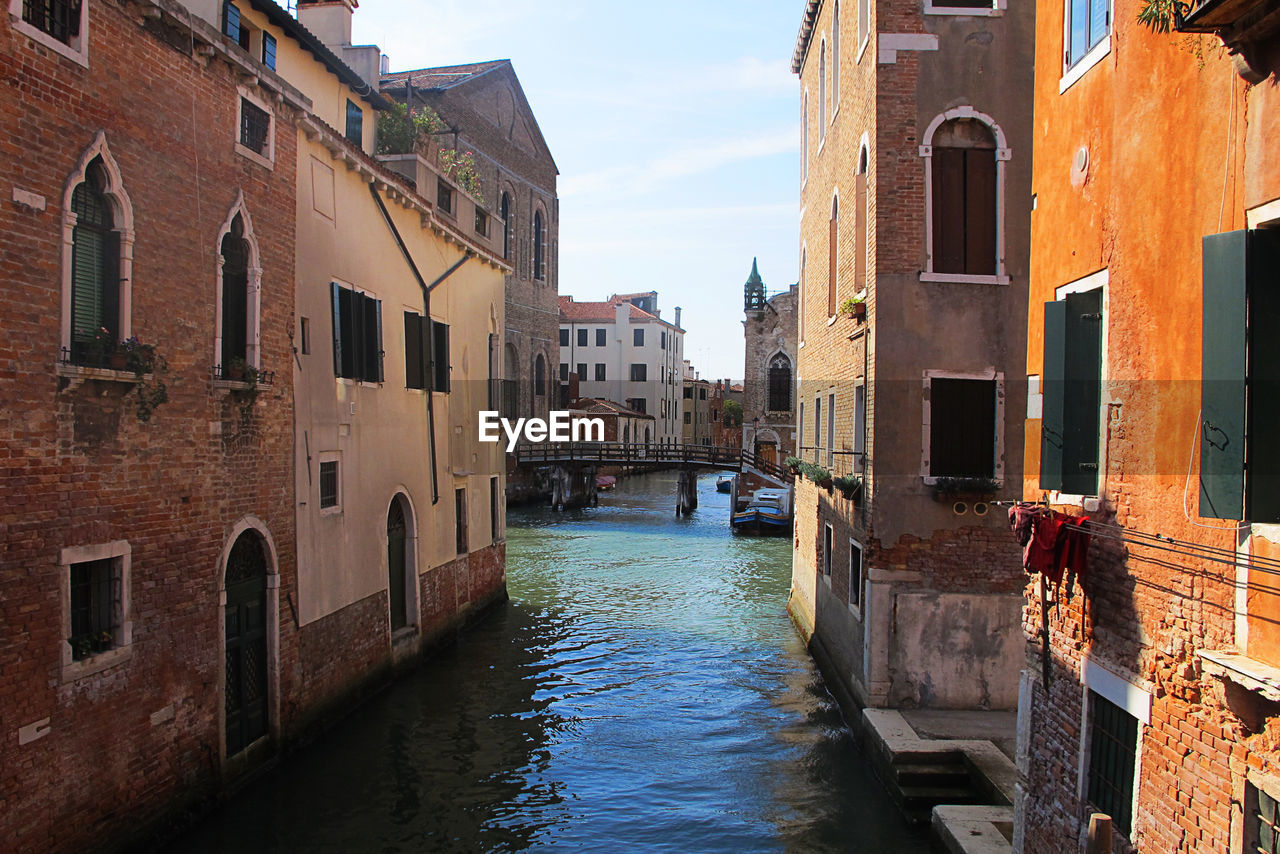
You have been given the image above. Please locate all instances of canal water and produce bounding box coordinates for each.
[166,471,927,853]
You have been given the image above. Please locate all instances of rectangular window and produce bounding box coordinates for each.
[262,32,277,70]
[1067,0,1110,68]
[596,328,607,346]
[1200,230,1280,521]
[455,488,468,555]
[319,460,339,509]
[475,208,489,236]
[23,0,81,45]
[490,477,500,543]
[578,328,588,347]
[224,1,241,43]
[1247,784,1280,854]
[853,384,866,467]
[699,388,707,401]
[330,283,383,383]
[799,402,805,453]
[822,524,833,577]
[634,328,644,346]
[69,557,119,661]
[630,364,647,382]
[403,311,431,390]
[1042,287,1103,495]
[576,363,587,380]
[559,328,569,347]
[827,393,836,467]
[626,397,647,415]
[344,100,363,146]
[559,363,569,381]
[1086,691,1138,837]
[814,396,822,461]
[848,540,864,609]
[684,411,692,424]
[594,364,605,381]
[300,316,311,355]
[239,97,271,156]
[431,320,449,392]
[683,387,693,399]
[929,377,997,478]
[661,330,667,349]
[437,180,454,215]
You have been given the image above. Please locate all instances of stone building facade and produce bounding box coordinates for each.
[381,59,559,429]
[742,262,797,468]
[789,0,1031,711]
[1013,0,1280,850]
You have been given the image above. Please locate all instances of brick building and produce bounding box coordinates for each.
[0,2,301,850]
[788,0,1032,711]
[1013,0,1280,850]
[381,59,559,429]
[742,260,797,466]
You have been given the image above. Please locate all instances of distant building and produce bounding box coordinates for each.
[710,380,742,449]
[558,292,685,444]
[742,260,797,466]
[681,362,713,446]
[570,398,655,444]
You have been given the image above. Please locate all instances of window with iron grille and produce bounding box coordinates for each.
[630,364,646,382]
[345,99,363,147]
[330,283,383,383]
[22,0,81,45]
[455,488,468,555]
[262,31,276,70]
[69,557,119,661]
[239,97,271,157]
[319,460,339,509]
[1087,691,1138,836]
[1248,784,1280,854]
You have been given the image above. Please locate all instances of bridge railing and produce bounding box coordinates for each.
[511,442,793,482]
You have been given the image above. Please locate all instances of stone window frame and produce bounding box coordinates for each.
[318,451,342,516]
[801,90,810,186]
[235,85,275,170]
[384,491,420,637]
[857,0,871,62]
[827,188,840,320]
[847,537,865,619]
[1076,657,1150,843]
[1240,773,1280,854]
[822,522,834,586]
[213,191,264,375]
[59,132,136,364]
[831,1,841,119]
[818,38,827,148]
[924,0,1007,17]
[531,200,549,283]
[59,540,132,683]
[8,0,90,67]
[919,368,1005,485]
[919,107,1011,286]
[854,134,871,298]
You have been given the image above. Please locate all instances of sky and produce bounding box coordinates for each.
[349,0,802,382]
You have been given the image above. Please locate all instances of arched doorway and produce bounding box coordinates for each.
[387,495,409,631]
[224,530,269,756]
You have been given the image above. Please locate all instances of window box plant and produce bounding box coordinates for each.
[839,295,867,321]
[833,475,862,500]
[930,476,1000,501]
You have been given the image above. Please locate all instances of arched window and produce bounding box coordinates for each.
[500,191,512,260]
[224,530,269,756]
[856,142,868,292]
[69,158,119,365]
[387,495,410,632]
[828,195,839,316]
[798,247,807,345]
[833,2,841,109]
[534,354,546,397]
[923,109,1008,281]
[818,42,827,140]
[532,208,545,281]
[768,354,792,413]
[220,216,250,371]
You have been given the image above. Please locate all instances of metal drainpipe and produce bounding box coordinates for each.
[368,182,471,505]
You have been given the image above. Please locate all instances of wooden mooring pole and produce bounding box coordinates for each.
[1085,813,1112,854]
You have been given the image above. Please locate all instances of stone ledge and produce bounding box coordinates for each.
[932,805,1014,854]
[863,709,1019,805]
[1199,649,1280,702]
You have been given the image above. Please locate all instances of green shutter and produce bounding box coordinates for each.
[1063,289,1102,496]
[1040,301,1066,491]
[404,312,423,389]
[432,320,450,393]
[1200,231,1247,520]
[331,282,343,377]
[1248,229,1280,521]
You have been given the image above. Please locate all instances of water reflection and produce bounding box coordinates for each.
[165,471,925,853]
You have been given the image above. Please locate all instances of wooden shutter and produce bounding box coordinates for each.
[932,148,966,274]
[1040,301,1067,491]
[404,311,424,389]
[964,150,997,276]
[364,296,383,382]
[432,320,450,392]
[930,378,996,478]
[330,282,344,377]
[1200,231,1247,519]
[1063,290,1102,495]
[1249,229,1280,521]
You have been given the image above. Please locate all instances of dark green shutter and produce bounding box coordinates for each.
[1248,230,1280,521]
[1063,289,1102,495]
[1200,231,1247,520]
[1040,301,1067,491]
[331,282,345,378]
[404,312,423,389]
[432,321,450,392]
[101,230,120,340]
[363,296,382,382]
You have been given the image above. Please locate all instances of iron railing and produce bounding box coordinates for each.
[512,442,792,481]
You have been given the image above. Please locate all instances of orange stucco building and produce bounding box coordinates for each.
[1016,0,1280,849]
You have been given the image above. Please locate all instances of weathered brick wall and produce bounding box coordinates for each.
[0,4,298,852]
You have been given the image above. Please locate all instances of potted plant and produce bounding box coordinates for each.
[839,295,867,321]
[784,456,803,475]
[833,475,863,500]
[119,337,156,374]
[931,476,1000,501]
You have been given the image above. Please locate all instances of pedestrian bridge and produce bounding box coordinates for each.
[511,442,792,482]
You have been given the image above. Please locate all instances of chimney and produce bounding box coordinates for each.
[674,306,682,329]
[296,0,356,48]
[380,54,390,74]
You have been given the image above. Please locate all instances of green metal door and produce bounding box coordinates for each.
[388,498,407,631]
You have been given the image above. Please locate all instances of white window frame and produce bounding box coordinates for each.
[235,85,275,169]
[1049,268,1110,507]
[853,382,866,470]
[1077,657,1149,839]
[827,391,836,468]
[1059,0,1112,94]
[848,538,865,618]
[925,0,1007,16]
[8,0,89,67]
[920,369,1005,485]
[919,107,1011,286]
[818,38,827,147]
[318,451,342,516]
[213,191,263,374]
[60,540,132,682]
[832,1,841,119]
[59,132,135,361]
[857,0,871,63]
[801,91,810,185]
